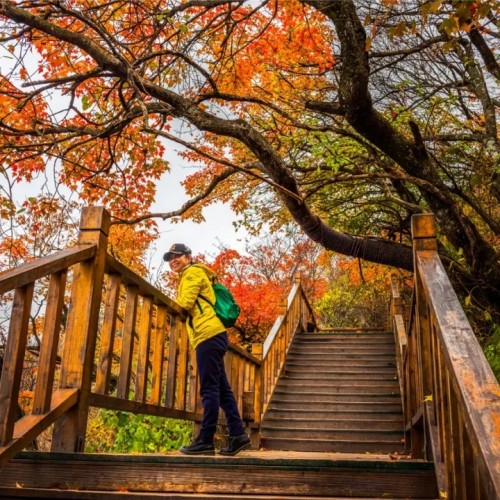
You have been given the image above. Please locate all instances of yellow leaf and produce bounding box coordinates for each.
[423,394,433,402]
[439,490,448,498]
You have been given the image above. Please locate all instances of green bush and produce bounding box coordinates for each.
[85,409,193,453]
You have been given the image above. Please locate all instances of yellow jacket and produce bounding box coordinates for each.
[175,263,226,348]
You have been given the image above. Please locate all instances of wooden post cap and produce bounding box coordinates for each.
[80,207,111,236]
[251,344,263,358]
[411,213,436,239]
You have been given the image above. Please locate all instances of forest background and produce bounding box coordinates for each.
[0,0,499,452]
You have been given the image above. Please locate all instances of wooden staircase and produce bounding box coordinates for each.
[261,330,406,454]
[1,209,499,499]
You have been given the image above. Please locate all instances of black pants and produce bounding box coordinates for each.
[196,332,245,442]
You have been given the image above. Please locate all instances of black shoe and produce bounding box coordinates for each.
[219,434,251,456]
[179,437,215,455]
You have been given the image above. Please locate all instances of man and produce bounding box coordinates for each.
[164,243,251,456]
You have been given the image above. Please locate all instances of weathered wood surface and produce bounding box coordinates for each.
[0,451,438,499]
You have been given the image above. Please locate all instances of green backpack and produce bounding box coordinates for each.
[199,280,241,328]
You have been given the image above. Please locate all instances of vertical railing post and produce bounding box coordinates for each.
[51,207,110,452]
[410,213,437,459]
[251,343,263,425]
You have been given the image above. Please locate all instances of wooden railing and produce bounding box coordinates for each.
[253,274,317,415]
[0,206,314,467]
[389,214,500,500]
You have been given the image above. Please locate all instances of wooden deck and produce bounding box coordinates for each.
[0,449,437,499]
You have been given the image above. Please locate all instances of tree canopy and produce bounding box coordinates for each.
[0,0,498,330]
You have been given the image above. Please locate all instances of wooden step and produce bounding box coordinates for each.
[261,424,404,441]
[294,333,394,342]
[281,372,398,381]
[270,393,402,404]
[277,381,400,393]
[288,343,396,351]
[262,416,404,430]
[285,360,397,369]
[0,451,438,499]
[268,399,403,411]
[283,367,398,377]
[287,346,395,359]
[260,437,406,454]
[275,387,400,396]
[264,408,404,420]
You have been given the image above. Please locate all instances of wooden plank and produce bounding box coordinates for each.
[243,360,251,393]
[188,348,197,413]
[117,286,139,400]
[95,274,122,395]
[33,271,67,414]
[0,283,34,446]
[135,296,153,403]
[165,316,180,408]
[461,418,479,499]
[238,357,245,415]
[0,245,96,295]
[253,363,263,424]
[231,353,240,415]
[175,323,189,410]
[449,382,465,500]
[0,389,78,469]
[149,306,167,405]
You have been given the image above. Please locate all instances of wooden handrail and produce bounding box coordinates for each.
[390,214,500,500]
[0,245,96,294]
[259,273,317,416]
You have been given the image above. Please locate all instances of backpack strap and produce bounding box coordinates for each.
[198,294,215,308]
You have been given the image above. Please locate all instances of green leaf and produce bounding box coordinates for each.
[82,96,91,111]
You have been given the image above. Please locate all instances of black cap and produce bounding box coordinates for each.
[163,243,192,262]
